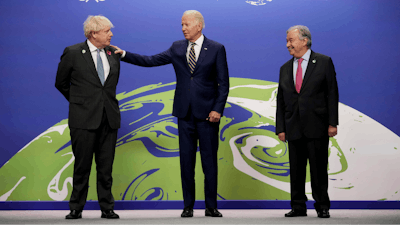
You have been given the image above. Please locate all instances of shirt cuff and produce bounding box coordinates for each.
[121,50,126,58]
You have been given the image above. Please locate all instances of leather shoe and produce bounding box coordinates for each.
[101,209,119,219]
[284,209,307,217]
[65,210,82,219]
[317,209,330,218]
[205,208,223,217]
[181,207,193,217]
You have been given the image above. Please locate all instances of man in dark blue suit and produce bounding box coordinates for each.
[112,10,229,217]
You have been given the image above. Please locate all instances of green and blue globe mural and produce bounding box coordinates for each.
[1,0,400,207]
[1,78,399,203]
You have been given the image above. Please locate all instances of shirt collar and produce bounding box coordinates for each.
[87,39,102,52]
[189,34,204,46]
[295,49,311,62]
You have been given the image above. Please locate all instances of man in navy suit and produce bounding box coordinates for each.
[113,10,229,217]
[276,25,339,219]
[56,15,120,219]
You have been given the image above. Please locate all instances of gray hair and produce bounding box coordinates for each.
[287,25,312,48]
[83,15,114,38]
[183,10,205,29]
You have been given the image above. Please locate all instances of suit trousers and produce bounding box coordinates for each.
[288,136,330,211]
[69,110,118,211]
[178,107,220,209]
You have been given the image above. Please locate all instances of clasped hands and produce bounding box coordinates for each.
[278,125,338,142]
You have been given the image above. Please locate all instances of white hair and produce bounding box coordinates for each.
[287,25,312,48]
[83,15,114,38]
[183,10,205,29]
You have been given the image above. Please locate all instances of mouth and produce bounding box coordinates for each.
[288,47,294,51]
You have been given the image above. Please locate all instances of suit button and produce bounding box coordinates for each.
[188,89,190,91]
[191,77,193,80]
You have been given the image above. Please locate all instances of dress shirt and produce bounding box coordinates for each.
[186,34,204,62]
[293,49,311,86]
[87,40,110,80]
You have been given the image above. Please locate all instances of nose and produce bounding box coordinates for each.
[286,42,290,48]
[110,30,113,37]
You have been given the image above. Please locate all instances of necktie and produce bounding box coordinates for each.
[188,43,196,74]
[96,49,105,85]
[295,58,304,93]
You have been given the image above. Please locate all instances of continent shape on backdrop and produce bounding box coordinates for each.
[1,78,399,202]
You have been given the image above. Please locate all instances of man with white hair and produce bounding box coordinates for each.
[56,15,121,219]
[112,10,229,217]
[276,25,339,219]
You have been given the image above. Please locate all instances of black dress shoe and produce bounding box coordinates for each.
[65,210,82,219]
[317,209,330,218]
[284,209,307,217]
[205,208,223,217]
[101,210,120,219]
[181,207,193,217]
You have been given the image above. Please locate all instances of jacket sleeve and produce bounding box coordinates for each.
[122,47,172,67]
[212,45,230,116]
[326,57,339,126]
[275,66,286,135]
[55,47,72,101]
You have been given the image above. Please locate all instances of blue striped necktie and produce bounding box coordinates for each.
[188,43,196,74]
[96,49,105,85]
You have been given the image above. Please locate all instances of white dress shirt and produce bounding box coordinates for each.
[87,40,110,80]
[293,49,311,86]
[186,34,204,63]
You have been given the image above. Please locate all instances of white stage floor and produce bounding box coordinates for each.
[1,209,400,224]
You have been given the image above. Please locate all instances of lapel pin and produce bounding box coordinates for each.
[107,50,111,56]
[82,49,86,54]
[204,48,207,50]
[312,59,316,63]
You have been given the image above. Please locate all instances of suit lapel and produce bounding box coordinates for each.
[104,46,117,83]
[287,58,296,92]
[81,42,99,80]
[192,36,208,75]
[180,41,192,74]
[301,51,316,90]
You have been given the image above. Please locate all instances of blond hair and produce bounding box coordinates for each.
[83,15,114,38]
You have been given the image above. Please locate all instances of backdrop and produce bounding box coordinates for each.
[1,0,399,208]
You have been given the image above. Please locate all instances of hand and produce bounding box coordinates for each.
[328,125,337,137]
[207,111,221,123]
[110,44,124,55]
[278,132,286,142]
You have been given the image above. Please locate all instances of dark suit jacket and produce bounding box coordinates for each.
[276,51,339,141]
[55,41,121,130]
[122,36,229,119]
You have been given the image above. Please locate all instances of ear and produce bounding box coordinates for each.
[91,31,97,39]
[303,38,308,46]
[197,22,203,31]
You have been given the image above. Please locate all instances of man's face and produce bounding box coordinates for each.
[181,14,202,42]
[286,29,308,58]
[93,25,113,49]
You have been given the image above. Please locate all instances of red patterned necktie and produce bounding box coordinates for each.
[295,58,304,93]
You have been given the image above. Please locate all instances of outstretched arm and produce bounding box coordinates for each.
[110,44,172,67]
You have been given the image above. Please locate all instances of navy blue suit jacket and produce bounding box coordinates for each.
[122,36,229,119]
